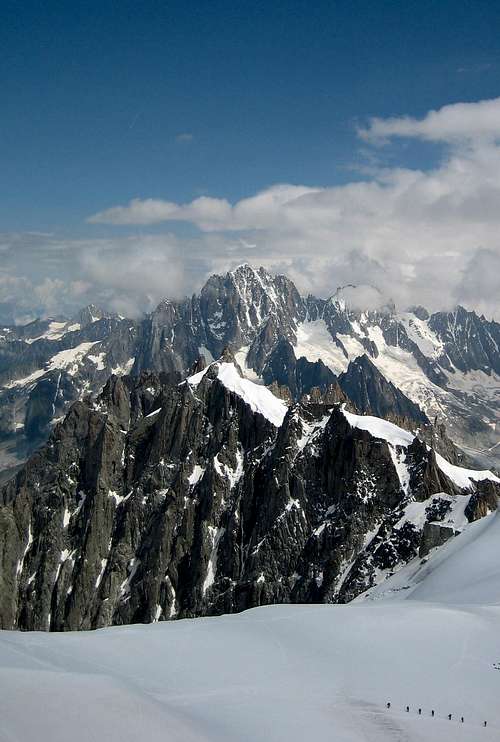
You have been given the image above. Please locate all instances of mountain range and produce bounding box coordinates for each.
[1,265,498,477]
[0,265,498,630]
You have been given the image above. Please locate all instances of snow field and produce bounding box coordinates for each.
[1,598,499,742]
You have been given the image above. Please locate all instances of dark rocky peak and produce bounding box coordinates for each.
[149,297,183,327]
[261,336,339,401]
[428,306,500,374]
[321,406,404,511]
[0,357,281,629]
[246,314,285,374]
[339,354,429,425]
[133,302,194,377]
[300,383,348,406]
[309,295,352,336]
[408,305,430,321]
[24,370,78,442]
[142,265,306,373]
[405,437,462,501]
[189,356,207,376]
[303,294,327,322]
[73,304,110,328]
[464,482,499,522]
[199,264,306,351]
[261,336,298,390]
[98,371,181,428]
[273,401,334,456]
[296,357,339,399]
[332,405,495,507]
[98,375,133,429]
[225,264,300,309]
[416,418,469,467]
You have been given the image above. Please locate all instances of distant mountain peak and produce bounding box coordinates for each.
[73,304,108,327]
[229,263,268,278]
[329,284,394,314]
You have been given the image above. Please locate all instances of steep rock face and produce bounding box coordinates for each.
[0,368,277,629]
[405,438,458,501]
[416,420,469,467]
[24,372,74,441]
[133,265,306,377]
[419,522,456,558]
[1,364,498,631]
[429,306,500,375]
[338,355,428,425]
[465,482,499,521]
[132,298,199,376]
[262,337,338,399]
[199,265,305,354]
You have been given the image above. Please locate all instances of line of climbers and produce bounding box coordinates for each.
[386,703,487,727]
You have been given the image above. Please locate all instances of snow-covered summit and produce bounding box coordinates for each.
[188,360,288,427]
[227,262,277,284]
[342,407,415,447]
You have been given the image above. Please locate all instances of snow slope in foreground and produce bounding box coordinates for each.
[2,516,500,742]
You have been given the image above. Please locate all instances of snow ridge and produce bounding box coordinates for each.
[342,406,500,490]
[188,361,288,427]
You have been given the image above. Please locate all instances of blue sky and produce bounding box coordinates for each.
[3,0,500,232]
[2,1,500,320]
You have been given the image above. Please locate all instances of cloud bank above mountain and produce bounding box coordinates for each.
[2,97,500,322]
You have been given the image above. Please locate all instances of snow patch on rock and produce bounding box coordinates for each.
[188,362,287,427]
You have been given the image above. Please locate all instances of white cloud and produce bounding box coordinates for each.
[88,196,233,228]
[358,96,500,144]
[83,96,500,318]
[0,233,192,322]
[4,98,500,321]
[88,199,181,226]
[336,284,390,312]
